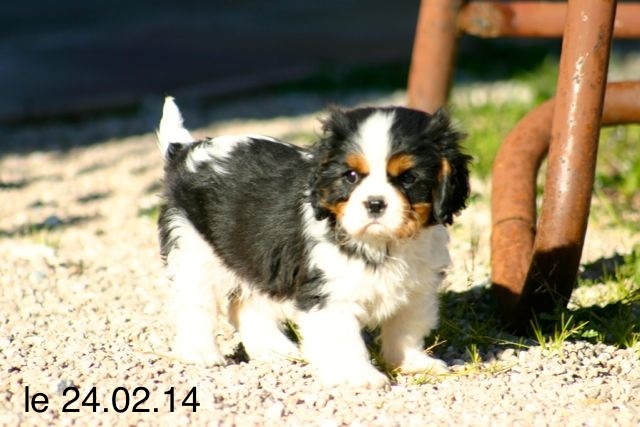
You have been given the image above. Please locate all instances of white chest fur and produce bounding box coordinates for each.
[303,203,451,327]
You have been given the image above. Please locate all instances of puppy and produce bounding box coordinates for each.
[156,97,470,388]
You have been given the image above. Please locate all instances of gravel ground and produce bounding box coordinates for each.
[1,91,639,426]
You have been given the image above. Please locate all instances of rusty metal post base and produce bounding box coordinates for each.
[492,82,640,330]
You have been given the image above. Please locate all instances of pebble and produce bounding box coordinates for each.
[265,401,285,419]
[43,215,63,229]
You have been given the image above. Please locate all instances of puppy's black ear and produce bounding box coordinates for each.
[308,113,338,221]
[428,109,471,225]
[307,107,350,221]
[309,154,329,221]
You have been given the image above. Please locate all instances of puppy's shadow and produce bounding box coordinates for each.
[0,214,99,238]
[229,344,250,364]
[226,321,302,365]
[431,285,527,362]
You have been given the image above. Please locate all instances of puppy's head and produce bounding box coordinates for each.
[310,106,470,242]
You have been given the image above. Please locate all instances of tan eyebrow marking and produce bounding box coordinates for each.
[387,153,416,177]
[345,153,370,175]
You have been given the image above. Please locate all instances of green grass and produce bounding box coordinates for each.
[447,53,560,177]
[531,312,588,355]
[453,101,533,177]
[570,245,640,349]
[456,105,640,190]
[138,204,161,222]
[30,228,62,250]
[596,124,640,201]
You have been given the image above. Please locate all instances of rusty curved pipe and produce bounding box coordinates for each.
[458,2,640,39]
[491,81,640,323]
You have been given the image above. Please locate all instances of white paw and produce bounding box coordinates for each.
[172,339,226,366]
[317,362,390,389]
[395,352,448,375]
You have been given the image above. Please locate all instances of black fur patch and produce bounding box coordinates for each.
[159,137,328,310]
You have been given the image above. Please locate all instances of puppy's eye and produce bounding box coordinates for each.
[344,170,360,184]
[399,171,416,186]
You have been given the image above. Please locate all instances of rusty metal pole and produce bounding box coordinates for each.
[491,0,618,327]
[491,82,640,324]
[521,0,617,319]
[407,0,465,113]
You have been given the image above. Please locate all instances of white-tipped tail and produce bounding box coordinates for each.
[157,96,195,158]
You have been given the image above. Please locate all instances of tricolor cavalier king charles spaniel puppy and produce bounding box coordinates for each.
[156,97,470,388]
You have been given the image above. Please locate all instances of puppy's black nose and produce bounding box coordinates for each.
[365,197,387,217]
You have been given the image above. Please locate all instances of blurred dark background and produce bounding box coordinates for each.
[4,1,637,128]
[0,1,424,123]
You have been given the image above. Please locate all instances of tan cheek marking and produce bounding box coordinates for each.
[394,197,434,240]
[346,153,370,175]
[412,202,432,226]
[387,154,416,177]
[322,200,348,219]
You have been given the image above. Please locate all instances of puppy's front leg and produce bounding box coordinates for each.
[380,291,448,375]
[297,308,389,388]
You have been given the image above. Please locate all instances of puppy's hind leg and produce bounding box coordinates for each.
[163,214,226,366]
[230,293,300,362]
